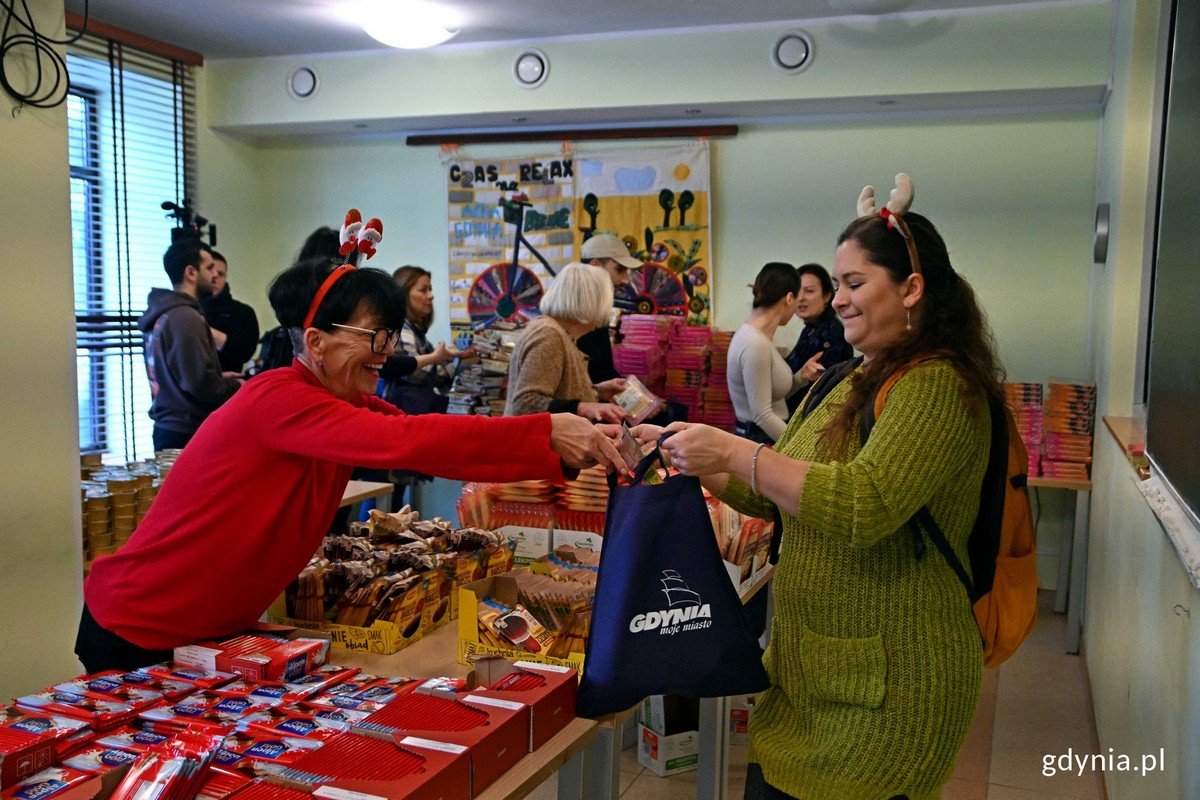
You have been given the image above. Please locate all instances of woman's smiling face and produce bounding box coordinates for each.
[831,239,911,360]
[320,303,396,399]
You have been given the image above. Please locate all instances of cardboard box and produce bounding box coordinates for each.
[455,576,585,675]
[728,694,757,746]
[467,660,578,751]
[636,724,698,777]
[271,732,471,800]
[0,729,55,788]
[550,529,603,553]
[495,526,552,566]
[266,590,424,657]
[354,692,529,796]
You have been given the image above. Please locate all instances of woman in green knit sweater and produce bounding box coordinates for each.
[638,177,1006,799]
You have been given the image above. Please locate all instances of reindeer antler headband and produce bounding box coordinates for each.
[856,173,921,276]
[302,208,385,329]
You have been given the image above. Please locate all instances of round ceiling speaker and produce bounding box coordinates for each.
[771,31,814,75]
[287,66,319,101]
[512,49,549,89]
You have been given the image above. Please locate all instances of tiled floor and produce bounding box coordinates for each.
[526,591,1104,799]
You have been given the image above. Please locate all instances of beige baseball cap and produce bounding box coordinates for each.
[580,233,643,270]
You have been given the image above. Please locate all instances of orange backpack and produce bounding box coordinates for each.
[802,357,1039,667]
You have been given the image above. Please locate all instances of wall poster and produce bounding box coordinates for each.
[573,141,713,325]
[445,155,575,336]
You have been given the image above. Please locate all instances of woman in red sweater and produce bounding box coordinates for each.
[78,257,623,672]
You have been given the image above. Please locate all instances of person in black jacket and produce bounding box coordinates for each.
[203,250,260,373]
[139,240,244,450]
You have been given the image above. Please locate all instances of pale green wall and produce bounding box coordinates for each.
[0,0,85,699]
[204,3,1109,132]
[1081,0,1199,797]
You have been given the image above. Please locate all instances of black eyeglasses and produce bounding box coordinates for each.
[331,323,402,354]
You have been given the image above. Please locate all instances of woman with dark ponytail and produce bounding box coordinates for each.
[634,175,1003,799]
[727,262,805,444]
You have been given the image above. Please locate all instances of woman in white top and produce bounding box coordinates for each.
[727,262,805,444]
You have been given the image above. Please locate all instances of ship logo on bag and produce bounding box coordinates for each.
[628,571,712,635]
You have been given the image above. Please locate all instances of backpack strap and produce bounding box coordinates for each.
[912,507,979,603]
[799,356,863,421]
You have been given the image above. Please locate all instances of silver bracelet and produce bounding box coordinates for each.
[750,443,768,494]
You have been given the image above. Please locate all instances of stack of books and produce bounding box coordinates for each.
[446,325,523,415]
[1004,382,1044,478]
[1041,381,1096,481]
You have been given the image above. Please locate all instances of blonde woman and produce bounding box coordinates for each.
[505,263,626,423]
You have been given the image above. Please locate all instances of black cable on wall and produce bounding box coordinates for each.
[0,0,88,108]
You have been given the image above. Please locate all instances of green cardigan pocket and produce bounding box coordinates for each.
[799,624,888,709]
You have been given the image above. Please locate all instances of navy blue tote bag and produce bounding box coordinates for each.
[576,444,770,718]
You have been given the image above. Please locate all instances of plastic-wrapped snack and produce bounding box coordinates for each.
[614,374,666,425]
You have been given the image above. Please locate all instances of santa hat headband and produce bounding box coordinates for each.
[302,208,385,329]
[856,173,922,277]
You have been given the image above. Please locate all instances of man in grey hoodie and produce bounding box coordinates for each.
[138,239,243,450]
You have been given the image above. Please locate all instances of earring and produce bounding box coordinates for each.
[905,308,912,331]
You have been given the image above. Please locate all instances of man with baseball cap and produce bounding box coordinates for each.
[577,233,642,386]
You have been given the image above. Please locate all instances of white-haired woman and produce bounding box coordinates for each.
[505,263,626,423]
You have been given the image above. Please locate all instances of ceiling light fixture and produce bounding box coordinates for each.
[359,0,460,49]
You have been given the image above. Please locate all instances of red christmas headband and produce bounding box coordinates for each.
[856,173,922,276]
[302,208,385,329]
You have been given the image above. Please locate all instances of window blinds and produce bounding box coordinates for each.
[68,33,196,462]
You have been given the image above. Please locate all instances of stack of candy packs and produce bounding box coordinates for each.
[1004,382,1045,477]
[472,567,595,662]
[701,329,736,431]
[663,325,712,421]
[614,315,678,393]
[1042,381,1097,481]
[287,506,516,633]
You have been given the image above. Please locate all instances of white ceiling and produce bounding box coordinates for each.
[64,0,1062,60]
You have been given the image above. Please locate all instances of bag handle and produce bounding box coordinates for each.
[608,432,675,489]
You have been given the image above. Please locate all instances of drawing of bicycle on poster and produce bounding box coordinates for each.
[573,142,713,326]
[446,155,576,336]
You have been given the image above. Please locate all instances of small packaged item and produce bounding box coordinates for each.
[614,375,665,425]
[137,663,235,691]
[107,729,225,800]
[92,727,172,753]
[413,678,469,698]
[60,747,139,774]
[211,732,323,772]
[14,691,134,730]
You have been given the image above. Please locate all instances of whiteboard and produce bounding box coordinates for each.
[1138,473,1200,590]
